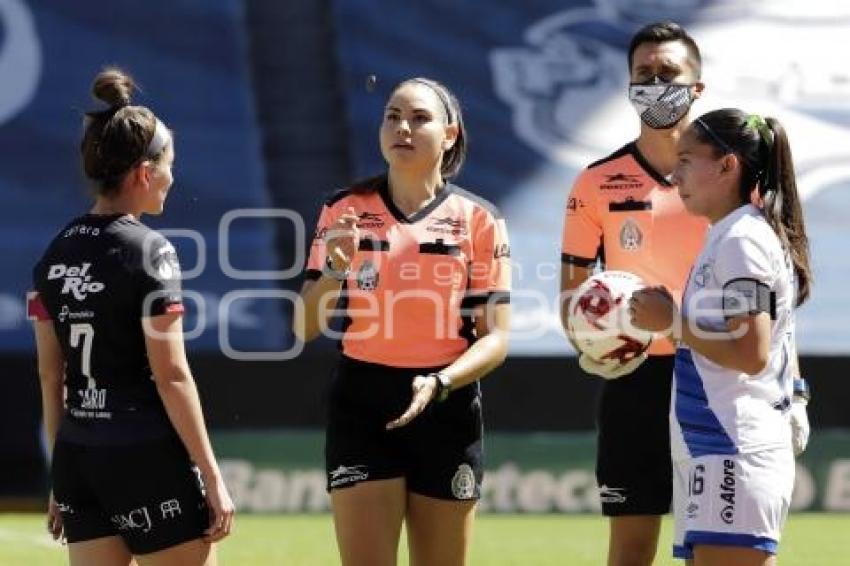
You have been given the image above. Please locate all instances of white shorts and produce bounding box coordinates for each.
[672,448,794,560]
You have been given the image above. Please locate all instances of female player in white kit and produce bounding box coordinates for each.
[629,108,812,565]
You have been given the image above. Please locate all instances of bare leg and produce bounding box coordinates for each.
[134,538,216,566]
[694,545,775,566]
[607,515,662,566]
[406,492,476,566]
[69,536,133,566]
[331,478,407,566]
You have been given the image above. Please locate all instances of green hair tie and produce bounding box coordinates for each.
[745,113,773,146]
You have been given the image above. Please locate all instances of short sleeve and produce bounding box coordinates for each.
[305,204,334,281]
[466,210,511,305]
[561,170,602,266]
[26,291,50,321]
[139,236,184,317]
[714,236,775,288]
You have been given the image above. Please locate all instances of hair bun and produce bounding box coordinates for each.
[92,67,136,108]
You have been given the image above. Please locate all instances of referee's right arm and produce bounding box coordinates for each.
[560,171,602,335]
[294,206,359,343]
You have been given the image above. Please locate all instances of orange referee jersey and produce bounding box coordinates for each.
[561,142,708,356]
[306,180,511,368]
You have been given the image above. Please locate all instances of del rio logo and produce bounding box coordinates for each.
[48,263,105,301]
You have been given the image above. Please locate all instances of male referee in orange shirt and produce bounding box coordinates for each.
[560,22,706,566]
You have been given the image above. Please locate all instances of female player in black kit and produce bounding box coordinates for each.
[28,68,233,566]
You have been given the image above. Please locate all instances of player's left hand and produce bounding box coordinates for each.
[386,374,438,430]
[630,286,677,334]
[790,400,811,456]
[203,474,235,543]
[46,491,64,543]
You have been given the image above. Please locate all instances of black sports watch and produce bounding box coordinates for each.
[323,255,350,281]
[793,378,810,404]
[430,372,452,403]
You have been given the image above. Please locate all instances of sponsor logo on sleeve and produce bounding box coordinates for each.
[494,243,512,259]
[153,243,181,281]
[567,197,585,214]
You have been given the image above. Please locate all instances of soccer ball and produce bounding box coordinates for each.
[567,270,653,363]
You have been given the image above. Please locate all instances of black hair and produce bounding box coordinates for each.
[628,21,702,80]
[349,77,468,193]
[692,108,812,305]
[81,67,170,195]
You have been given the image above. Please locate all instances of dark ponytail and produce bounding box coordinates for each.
[81,67,170,196]
[692,108,812,305]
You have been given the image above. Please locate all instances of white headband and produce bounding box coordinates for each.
[145,118,170,158]
[82,111,170,158]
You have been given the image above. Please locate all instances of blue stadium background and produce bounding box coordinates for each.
[2,0,848,511]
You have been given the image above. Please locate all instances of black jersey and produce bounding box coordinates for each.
[29,214,183,445]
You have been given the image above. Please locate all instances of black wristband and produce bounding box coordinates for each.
[431,372,452,402]
[322,255,350,281]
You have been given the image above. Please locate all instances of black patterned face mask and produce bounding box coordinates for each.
[628,78,694,129]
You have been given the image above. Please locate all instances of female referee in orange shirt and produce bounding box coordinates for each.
[295,77,511,566]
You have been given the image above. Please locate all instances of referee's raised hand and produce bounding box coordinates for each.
[203,474,235,543]
[386,374,438,429]
[325,207,360,271]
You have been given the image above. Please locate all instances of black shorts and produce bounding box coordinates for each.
[596,355,673,516]
[325,355,483,501]
[51,435,208,555]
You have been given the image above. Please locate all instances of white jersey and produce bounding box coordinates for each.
[670,204,795,462]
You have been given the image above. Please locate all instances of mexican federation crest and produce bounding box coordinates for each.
[355,260,379,291]
[451,464,476,500]
[620,218,643,251]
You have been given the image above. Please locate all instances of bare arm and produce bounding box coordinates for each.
[145,313,219,479]
[386,300,510,429]
[679,313,771,375]
[144,313,234,540]
[631,287,771,375]
[439,301,511,389]
[33,320,66,540]
[293,208,359,343]
[559,263,592,335]
[293,277,345,343]
[33,321,64,454]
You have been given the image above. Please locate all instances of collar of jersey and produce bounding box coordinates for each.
[628,142,673,187]
[378,180,455,224]
[706,203,760,246]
